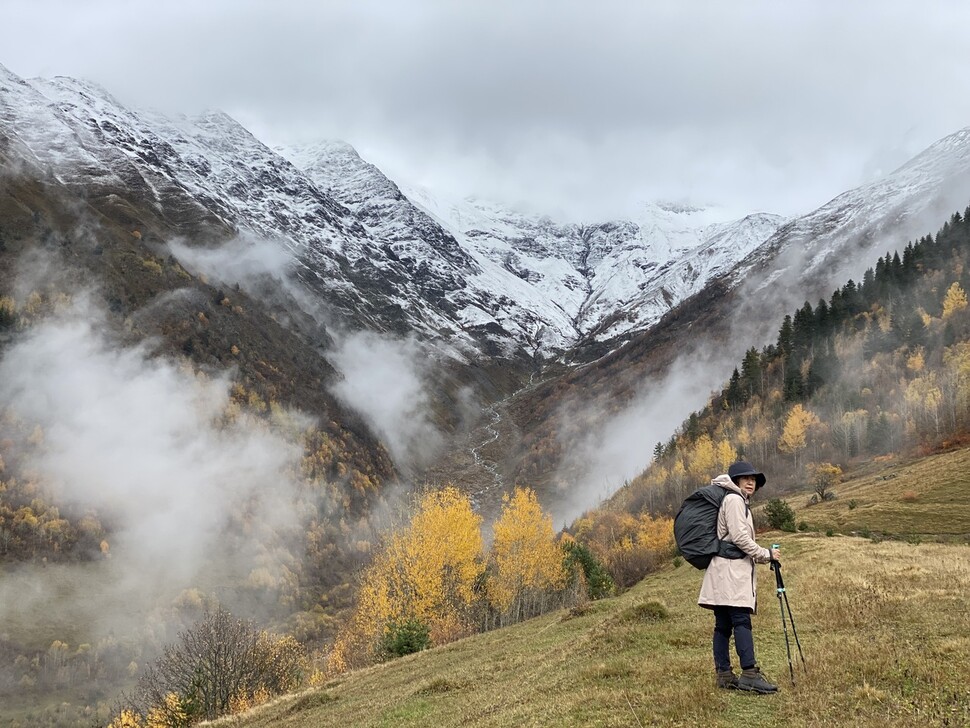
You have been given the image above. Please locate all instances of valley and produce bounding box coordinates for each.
[4,60,970,727]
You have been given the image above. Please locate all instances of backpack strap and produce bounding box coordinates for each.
[716,491,748,560]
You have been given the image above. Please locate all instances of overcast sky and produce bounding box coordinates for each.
[4,1,970,220]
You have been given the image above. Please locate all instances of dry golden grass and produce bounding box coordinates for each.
[211,533,970,728]
[206,451,970,727]
[778,448,970,538]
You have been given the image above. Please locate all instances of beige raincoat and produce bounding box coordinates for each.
[697,474,772,612]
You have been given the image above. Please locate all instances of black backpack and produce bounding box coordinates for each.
[673,484,747,569]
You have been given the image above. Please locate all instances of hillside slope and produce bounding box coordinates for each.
[219,456,970,728]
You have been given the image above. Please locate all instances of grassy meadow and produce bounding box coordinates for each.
[208,451,970,728]
[775,448,970,538]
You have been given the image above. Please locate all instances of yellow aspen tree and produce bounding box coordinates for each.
[106,710,144,728]
[944,342,970,423]
[714,439,737,472]
[904,374,943,438]
[636,513,675,554]
[487,487,567,626]
[145,694,187,728]
[686,434,717,482]
[735,423,751,452]
[906,348,925,373]
[577,511,674,588]
[338,485,484,669]
[778,404,821,470]
[751,417,773,464]
[669,459,687,495]
[942,282,968,319]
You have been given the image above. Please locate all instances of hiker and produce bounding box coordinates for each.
[698,461,780,694]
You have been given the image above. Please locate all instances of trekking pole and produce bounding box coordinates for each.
[770,546,807,685]
[775,558,807,673]
[770,553,795,685]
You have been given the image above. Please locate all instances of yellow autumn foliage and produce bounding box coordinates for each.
[331,485,483,671]
[487,487,567,619]
[778,404,822,467]
[942,281,968,319]
[572,510,675,588]
[145,692,187,728]
[106,710,143,728]
[685,434,717,481]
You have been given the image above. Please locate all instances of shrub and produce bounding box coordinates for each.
[131,608,308,724]
[848,499,858,510]
[807,462,842,502]
[562,539,615,599]
[797,521,810,532]
[826,529,835,537]
[380,619,430,658]
[672,555,683,569]
[763,499,796,532]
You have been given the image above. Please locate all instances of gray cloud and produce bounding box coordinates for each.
[0,293,306,640]
[326,330,444,472]
[549,347,726,527]
[167,235,445,474]
[3,1,970,219]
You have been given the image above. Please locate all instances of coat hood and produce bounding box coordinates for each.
[711,473,746,498]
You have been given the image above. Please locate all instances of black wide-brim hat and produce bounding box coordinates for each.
[728,461,766,490]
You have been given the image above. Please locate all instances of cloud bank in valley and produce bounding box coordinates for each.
[168,235,444,474]
[326,330,443,471]
[0,294,304,636]
[549,347,731,527]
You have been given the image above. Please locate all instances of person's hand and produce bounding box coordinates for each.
[770,547,781,562]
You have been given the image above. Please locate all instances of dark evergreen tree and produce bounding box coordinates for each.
[740,347,763,400]
[777,315,793,358]
[684,413,701,441]
[842,279,863,316]
[815,298,831,336]
[783,364,804,402]
[792,301,816,355]
[861,267,876,305]
[725,367,743,407]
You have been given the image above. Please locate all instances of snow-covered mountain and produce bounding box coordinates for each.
[731,127,970,315]
[4,61,784,361]
[278,139,784,355]
[5,62,970,370]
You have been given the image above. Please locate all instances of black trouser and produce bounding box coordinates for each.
[712,605,755,672]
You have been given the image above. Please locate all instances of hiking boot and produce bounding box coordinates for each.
[738,666,778,694]
[716,669,739,690]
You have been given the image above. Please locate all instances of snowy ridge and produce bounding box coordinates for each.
[735,126,970,304]
[1,62,785,358]
[281,140,786,350]
[5,63,970,363]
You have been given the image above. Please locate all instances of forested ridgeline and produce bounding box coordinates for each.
[609,206,970,521]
